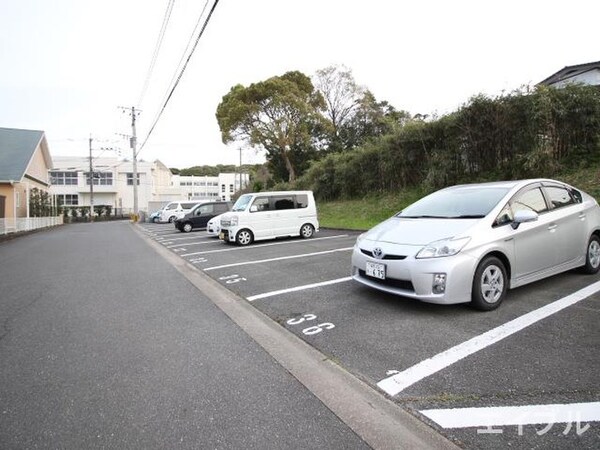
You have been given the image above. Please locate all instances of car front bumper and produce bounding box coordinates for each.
[219,228,235,242]
[207,223,220,236]
[351,244,476,304]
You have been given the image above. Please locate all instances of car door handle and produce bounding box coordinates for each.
[548,224,557,231]
[578,213,586,221]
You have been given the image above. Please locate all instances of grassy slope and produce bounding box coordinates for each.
[318,164,600,230]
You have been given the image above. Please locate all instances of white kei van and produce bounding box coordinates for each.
[219,191,319,245]
[159,200,204,223]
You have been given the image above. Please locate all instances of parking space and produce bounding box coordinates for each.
[138,221,600,449]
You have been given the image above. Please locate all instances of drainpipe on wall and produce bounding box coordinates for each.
[26,183,30,219]
[10,180,16,221]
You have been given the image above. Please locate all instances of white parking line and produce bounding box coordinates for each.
[159,234,210,242]
[420,402,600,428]
[152,230,185,236]
[204,247,353,271]
[377,280,600,397]
[181,235,350,257]
[247,277,352,302]
[168,240,219,249]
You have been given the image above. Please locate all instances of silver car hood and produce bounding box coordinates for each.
[363,217,479,246]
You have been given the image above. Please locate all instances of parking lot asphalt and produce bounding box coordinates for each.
[139,221,600,449]
[0,223,375,449]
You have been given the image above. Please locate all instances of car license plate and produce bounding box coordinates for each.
[366,261,385,280]
[219,232,225,240]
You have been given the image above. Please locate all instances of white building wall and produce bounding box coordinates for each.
[173,172,249,202]
[153,160,180,202]
[217,173,249,201]
[173,175,220,201]
[116,160,153,212]
[51,157,251,211]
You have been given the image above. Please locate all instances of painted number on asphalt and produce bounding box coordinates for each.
[303,323,335,335]
[286,314,317,325]
[287,313,335,336]
[219,274,247,284]
[189,257,208,264]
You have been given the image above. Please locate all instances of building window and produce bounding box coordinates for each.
[221,184,225,192]
[126,173,140,185]
[50,171,78,185]
[229,184,234,193]
[16,191,20,207]
[57,194,79,206]
[85,172,113,186]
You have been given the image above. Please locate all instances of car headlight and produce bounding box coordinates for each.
[355,233,366,245]
[416,237,471,259]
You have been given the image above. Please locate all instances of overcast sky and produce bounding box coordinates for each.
[1,0,598,169]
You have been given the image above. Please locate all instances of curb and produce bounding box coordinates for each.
[133,223,459,450]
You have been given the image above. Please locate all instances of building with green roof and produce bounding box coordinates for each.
[0,127,53,219]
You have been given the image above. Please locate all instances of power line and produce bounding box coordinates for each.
[138,0,219,155]
[137,0,176,108]
[158,0,210,106]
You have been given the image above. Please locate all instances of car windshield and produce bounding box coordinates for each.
[232,194,252,212]
[397,187,510,218]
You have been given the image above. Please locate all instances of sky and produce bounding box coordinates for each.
[1,0,599,170]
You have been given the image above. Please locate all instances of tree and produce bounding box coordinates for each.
[313,65,364,150]
[339,90,411,149]
[216,71,327,183]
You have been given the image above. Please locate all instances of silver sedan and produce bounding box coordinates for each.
[351,179,600,310]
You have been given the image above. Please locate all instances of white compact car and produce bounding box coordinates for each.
[352,179,600,310]
[207,213,225,237]
[159,201,204,223]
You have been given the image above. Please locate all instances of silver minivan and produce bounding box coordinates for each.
[159,201,204,223]
[219,191,319,245]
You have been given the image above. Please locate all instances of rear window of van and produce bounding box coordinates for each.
[273,196,295,210]
[296,194,309,208]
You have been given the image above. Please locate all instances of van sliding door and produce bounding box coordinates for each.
[271,195,296,236]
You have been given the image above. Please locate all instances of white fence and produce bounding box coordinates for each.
[0,216,64,235]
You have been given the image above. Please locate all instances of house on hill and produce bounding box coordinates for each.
[0,127,55,230]
[538,61,600,88]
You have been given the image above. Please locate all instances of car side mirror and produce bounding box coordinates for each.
[250,205,258,212]
[511,210,538,229]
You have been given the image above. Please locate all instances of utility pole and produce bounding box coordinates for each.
[239,147,242,192]
[120,106,140,217]
[89,134,94,222]
[130,106,139,217]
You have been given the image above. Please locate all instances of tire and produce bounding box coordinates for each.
[582,235,600,274]
[300,223,314,239]
[471,256,508,311]
[168,216,175,223]
[183,222,193,233]
[236,229,253,246]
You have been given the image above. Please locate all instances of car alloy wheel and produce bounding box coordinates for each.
[183,223,193,233]
[583,235,600,274]
[236,229,253,246]
[300,223,314,239]
[471,256,507,311]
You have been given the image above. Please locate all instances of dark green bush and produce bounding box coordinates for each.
[298,84,600,200]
